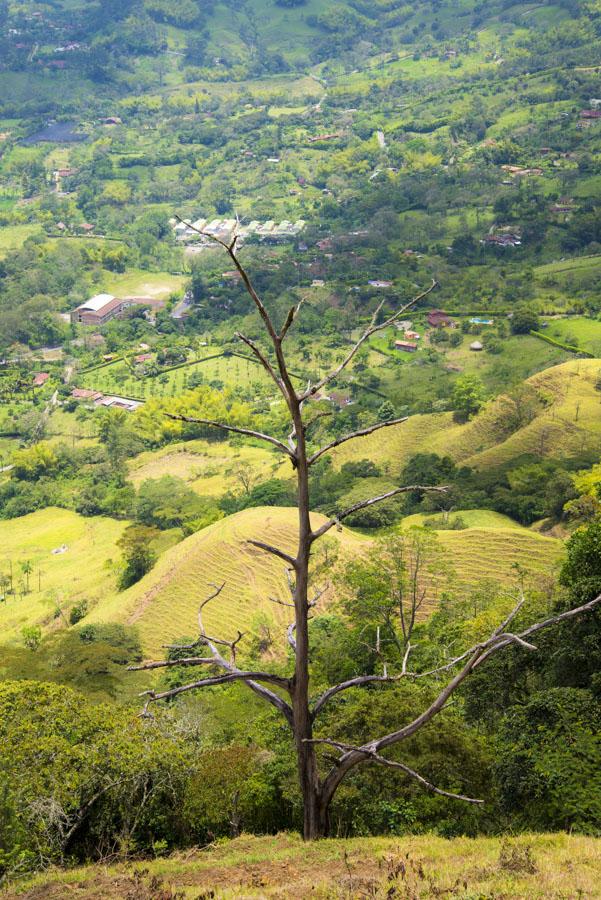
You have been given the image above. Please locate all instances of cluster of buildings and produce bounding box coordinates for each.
[70,388,141,413]
[70,294,165,327]
[482,229,522,248]
[173,218,306,245]
[578,107,601,128]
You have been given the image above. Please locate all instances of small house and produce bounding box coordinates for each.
[404,330,420,340]
[395,340,418,353]
[428,310,454,328]
[33,372,50,387]
[368,280,393,288]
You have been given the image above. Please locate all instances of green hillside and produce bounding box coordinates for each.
[334,359,601,476]
[0,509,127,646]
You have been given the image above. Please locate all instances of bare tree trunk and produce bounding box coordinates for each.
[292,403,326,838]
[132,219,601,841]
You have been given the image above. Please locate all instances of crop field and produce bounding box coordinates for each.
[79,353,278,400]
[128,438,288,496]
[12,831,601,900]
[0,508,127,646]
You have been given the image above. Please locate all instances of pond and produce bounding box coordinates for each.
[22,121,88,145]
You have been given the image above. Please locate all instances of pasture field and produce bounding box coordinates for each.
[0,224,43,256]
[127,438,288,496]
[366,328,569,406]
[0,508,127,647]
[99,269,187,299]
[84,504,561,657]
[11,832,601,899]
[401,509,525,530]
[542,316,601,355]
[86,506,368,656]
[335,360,601,475]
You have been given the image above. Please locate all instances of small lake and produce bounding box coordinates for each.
[22,121,88,145]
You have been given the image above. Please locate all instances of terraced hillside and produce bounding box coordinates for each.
[127,438,288,497]
[335,360,601,476]
[86,506,366,657]
[82,505,561,657]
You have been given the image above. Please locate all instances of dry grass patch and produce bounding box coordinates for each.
[8,832,601,899]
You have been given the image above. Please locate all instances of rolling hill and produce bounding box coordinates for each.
[0,505,561,655]
[335,359,601,476]
[85,505,560,657]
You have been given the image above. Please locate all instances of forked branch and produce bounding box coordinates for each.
[311,485,448,541]
[307,739,483,804]
[308,416,409,466]
[300,279,437,402]
[165,413,294,460]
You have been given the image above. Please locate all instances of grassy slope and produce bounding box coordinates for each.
[86,506,367,657]
[0,508,126,646]
[83,505,560,657]
[335,359,601,476]
[9,832,601,899]
[127,439,287,496]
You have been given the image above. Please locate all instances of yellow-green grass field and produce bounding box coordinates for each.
[542,316,601,355]
[85,505,561,657]
[86,506,367,657]
[9,832,601,899]
[127,439,288,496]
[0,509,127,646]
[100,269,187,299]
[0,224,43,257]
[401,509,526,530]
[335,360,601,475]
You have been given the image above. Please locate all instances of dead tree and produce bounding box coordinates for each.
[131,219,601,840]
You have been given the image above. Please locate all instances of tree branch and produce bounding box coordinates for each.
[312,673,406,719]
[165,413,294,460]
[247,539,297,568]
[300,279,437,402]
[307,739,482,804]
[311,485,448,541]
[279,298,306,341]
[307,417,409,466]
[235,331,284,393]
[319,593,601,805]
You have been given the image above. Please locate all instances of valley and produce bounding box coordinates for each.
[2,0,601,892]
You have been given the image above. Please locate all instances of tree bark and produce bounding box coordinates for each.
[292,400,326,839]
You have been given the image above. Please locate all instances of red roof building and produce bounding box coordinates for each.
[33,372,50,387]
[395,340,418,353]
[428,310,454,328]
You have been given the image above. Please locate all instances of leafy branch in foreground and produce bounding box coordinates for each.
[133,218,601,839]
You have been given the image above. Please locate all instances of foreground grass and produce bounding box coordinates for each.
[7,832,601,898]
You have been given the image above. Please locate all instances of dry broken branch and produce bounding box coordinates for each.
[165,413,294,460]
[310,485,448,541]
[307,416,409,466]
